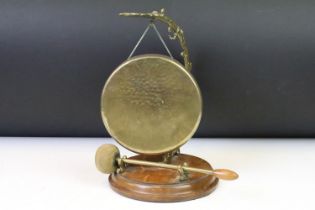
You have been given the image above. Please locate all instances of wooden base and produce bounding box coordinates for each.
[109,153,218,202]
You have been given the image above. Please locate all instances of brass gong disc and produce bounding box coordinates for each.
[101,54,202,155]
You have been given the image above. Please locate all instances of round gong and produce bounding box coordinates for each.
[101,54,202,154]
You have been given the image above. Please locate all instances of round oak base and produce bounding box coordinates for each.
[109,153,218,202]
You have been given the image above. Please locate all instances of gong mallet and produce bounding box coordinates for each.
[95,144,238,181]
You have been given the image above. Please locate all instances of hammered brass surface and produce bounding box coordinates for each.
[101,54,201,154]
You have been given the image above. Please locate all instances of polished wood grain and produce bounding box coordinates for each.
[109,153,218,202]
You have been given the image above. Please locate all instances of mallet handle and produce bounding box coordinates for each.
[122,158,238,180]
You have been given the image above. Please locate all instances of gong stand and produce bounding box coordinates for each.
[96,9,238,202]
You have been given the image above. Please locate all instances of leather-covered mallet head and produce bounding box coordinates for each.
[95,144,120,174]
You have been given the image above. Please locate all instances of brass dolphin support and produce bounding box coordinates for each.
[119,8,192,72]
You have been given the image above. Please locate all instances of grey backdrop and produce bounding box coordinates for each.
[1,0,315,137]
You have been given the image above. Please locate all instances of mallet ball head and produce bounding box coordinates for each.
[95,144,120,174]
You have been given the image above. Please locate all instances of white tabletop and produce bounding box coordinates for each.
[0,137,314,210]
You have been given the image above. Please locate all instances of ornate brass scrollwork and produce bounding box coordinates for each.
[119,8,192,72]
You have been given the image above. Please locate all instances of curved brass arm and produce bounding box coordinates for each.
[119,8,192,72]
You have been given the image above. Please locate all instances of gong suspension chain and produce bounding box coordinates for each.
[128,21,174,59]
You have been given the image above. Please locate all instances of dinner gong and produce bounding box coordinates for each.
[96,9,238,202]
